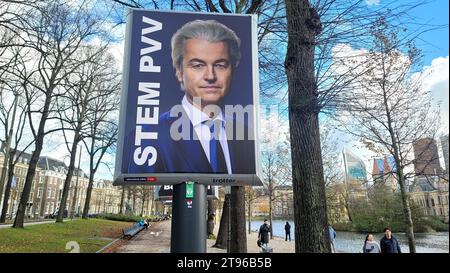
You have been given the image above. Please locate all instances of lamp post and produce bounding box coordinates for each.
[224,186,231,253]
[70,147,82,220]
[171,181,206,253]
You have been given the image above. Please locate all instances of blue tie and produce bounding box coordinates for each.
[205,120,227,173]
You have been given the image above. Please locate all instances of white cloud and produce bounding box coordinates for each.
[421,56,449,134]
[365,0,380,6]
[328,44,449,178]
[109,41,125,71]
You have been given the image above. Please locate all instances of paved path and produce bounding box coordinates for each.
[107,220,296,253]
[107,220,172,253]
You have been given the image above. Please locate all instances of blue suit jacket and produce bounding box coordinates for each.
[125,108,255,174]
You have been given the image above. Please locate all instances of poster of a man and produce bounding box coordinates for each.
[152,19,254,174]
[114,10,261,186]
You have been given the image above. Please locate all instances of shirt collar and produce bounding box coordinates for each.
[182,95,225,127]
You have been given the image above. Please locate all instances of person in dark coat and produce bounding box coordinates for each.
[284,221,291,241]
[258,219,271,247]
[380,227,402,253]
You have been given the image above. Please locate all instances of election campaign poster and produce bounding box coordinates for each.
[114,9,262,186]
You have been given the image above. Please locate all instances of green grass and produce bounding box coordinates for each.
[0,218,131,253]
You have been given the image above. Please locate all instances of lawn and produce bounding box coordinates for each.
[0,218,131,253]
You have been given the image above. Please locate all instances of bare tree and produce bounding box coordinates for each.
[10,1,103,228]
[0,81,32,223]
[334,19,440,253]
[137,185,152,216]
[261,136,291,238]
[55,45,112,223]
[245,186,265,234]
[54,45,116,221]
[81,81,120,219]
[0,1,38,38]
[283,0,435,253]
[0,41,20,208]
[319,118,358,223]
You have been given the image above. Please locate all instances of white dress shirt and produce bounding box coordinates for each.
[181,96,232,174]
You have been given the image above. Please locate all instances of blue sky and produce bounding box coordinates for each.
[386,0,448,65]
[407,0,448,65]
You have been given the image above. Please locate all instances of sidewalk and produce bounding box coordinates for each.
[208,224,295,253]
[105,220,171,253]
[106,220,295,253]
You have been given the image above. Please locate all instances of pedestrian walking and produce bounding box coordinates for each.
[258,219,271,252]
[329,225,337,253]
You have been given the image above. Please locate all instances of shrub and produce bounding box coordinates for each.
[332,222,352,231]
[422,216,449,232]
[101,213,142,222]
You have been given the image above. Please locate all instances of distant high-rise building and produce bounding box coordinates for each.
[343,149,368,200]
[372,156,398,191]
[441,135,449,172]
[413,138,442,176]
[343,149,367,183]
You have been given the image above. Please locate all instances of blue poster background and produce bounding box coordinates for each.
[121,10,255,174]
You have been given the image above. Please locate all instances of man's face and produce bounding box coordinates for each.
[176,38,233,107]
[385,230,391,238]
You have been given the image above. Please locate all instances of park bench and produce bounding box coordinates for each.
[122,223,145,239]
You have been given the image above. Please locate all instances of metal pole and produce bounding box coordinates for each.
[225,186,231,253]
[171,182,206,253]
[70,147,82,220]
[227,194,231,253]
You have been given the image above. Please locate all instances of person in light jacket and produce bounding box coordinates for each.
[363,234,381,253]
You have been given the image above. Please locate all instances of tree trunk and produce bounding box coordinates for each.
[380,61,417,253]
[13,149,41,227]
[248,194,252,234]
[150,186,155,215]
[126,188,131,215]
[119,187,124,214]
[285,0,330,252]
[207,199,215,236]
[13,90,52,228]
[0,154,15,223]
[343,192,353,222]
[398,172,416,253]
[140,191,146,216]
[230,186,247,253]
[213,193,230,249]
[132,189,136,215]
[82,169,95,219]
[56,130,80,223]
[269,179,273,239]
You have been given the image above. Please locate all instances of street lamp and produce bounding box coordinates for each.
[70,146,82,220]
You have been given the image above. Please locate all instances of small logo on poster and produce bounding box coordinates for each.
[186,200,193,209]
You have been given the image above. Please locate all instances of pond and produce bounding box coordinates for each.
[248,220,449,253]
